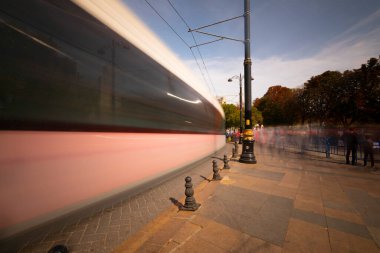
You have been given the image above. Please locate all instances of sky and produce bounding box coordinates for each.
[122,0,380,104]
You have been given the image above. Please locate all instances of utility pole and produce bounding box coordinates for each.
[239,73,243,144]
[187,0,257,163]
[239,0,257,164]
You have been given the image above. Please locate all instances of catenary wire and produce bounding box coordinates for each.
[167,0,217,96]
[144,0,215,95]
[144,0,191,48]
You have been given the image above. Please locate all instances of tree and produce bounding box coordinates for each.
[251,106,263,126]
[222,103,240,129]
[302,71,342,125]
[329,69,360,126]
[254,56,379,126]
[254,85,297,126]
[327,57,379,126]
[358,57,380,123]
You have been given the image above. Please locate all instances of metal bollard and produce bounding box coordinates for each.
[232,147,237,158]
[179,176,201,211]
[212,160,222,180]
[223,154,230,169]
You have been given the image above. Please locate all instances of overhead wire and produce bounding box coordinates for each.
[189,15,244,32]
[144,0,191,48]
[144,0,216,96]
[167,0,217,96]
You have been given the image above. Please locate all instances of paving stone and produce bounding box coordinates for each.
[326,216,371,239]
[367,226,380,249]
[199,184,293,246]
[159,240,181,253]
[173,236,228,253]
[324,207,364,225]
[134,242,163,253]
[194,219,245,251]
[171,221,201,244]
[271,185,297,200]
[295,191,323,207]
[329,228,380,253]
[67,230,85,245]
[323,200,354,212]
[202,184,269,219]
[292,208,327,227]
[146,218,187,245]
[19,241,54,253]
[230,235,282,253]
[278,171,302,189]
[282,218,330,253]
[345,188,380,228]
[294,193,325,215]
[233,167,285,181]
[81,233,106,243]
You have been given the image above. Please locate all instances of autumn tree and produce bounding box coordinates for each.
[247,56,379,127]
[254,85,297,126]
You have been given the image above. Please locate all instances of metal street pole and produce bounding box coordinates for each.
[228,74,243,144]
[239,0,257,163]
[227,74,243,144]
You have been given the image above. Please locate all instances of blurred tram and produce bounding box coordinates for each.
[0,0,225,243]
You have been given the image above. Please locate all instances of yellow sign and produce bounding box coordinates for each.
[246,119,250,125]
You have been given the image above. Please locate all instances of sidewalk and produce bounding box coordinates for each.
[113,144,380,253]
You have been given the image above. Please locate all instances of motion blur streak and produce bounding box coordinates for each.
[0,0,225,243]
[0,131,225,237]
[167,92,202,104]
[72,0,221,115]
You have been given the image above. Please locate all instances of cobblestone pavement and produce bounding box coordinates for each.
[12,146,229,253]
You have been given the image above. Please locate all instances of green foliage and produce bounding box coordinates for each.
[251,106,263,126]
[222,103,240,129]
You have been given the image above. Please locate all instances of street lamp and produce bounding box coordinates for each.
[228,74,243,144]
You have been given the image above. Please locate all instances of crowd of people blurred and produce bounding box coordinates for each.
[227,125,379,169]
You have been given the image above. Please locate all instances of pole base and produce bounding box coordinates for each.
[239,139,257,164]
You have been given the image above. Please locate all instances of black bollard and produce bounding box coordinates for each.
[232,147,237,158]
[212,160,222,180]
[179,176,201,211]
[223,154,230,169]
[48,245,68,253]
[234,141,239,153]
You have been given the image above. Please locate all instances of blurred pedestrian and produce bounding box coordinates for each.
[325,136,331,158]
[345,128,358,165]
[363,134,375,168]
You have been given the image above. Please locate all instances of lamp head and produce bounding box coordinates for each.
[228,78,233,82]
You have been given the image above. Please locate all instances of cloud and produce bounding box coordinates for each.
[184,8,380,103]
